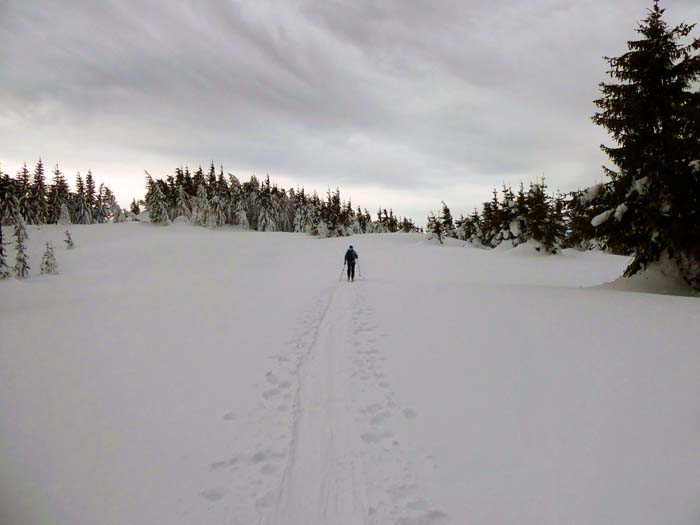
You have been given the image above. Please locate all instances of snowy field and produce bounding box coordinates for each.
[1,223,699,525]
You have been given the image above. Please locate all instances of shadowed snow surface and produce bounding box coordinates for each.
[1,224,699,525]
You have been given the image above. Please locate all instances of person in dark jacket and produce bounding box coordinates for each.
[344,245,359,281]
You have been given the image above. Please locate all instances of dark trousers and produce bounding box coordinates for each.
[347,261,356,280]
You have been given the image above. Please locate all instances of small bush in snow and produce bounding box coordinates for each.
[64,230,74,249]
[40,242,58,275]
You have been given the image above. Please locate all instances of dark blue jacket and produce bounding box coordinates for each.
[344,248,358,264]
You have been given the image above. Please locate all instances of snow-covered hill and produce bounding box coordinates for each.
[1,223,699,525]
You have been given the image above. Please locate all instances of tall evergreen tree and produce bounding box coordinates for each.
[192,184,210,226]
[85,170,97,215]
[0,170,20,225]
[592,1,700,288]
[440,202,454,238]
[13,218,30,279]
[47,165,70,224]
[426,212,443,244]
[525,180,551,251]
[72,173,92,224]
[31,159,48,224]
[16,163,32,222]
[145,177,170,224]
[210,193,226,227]
[175,185,192,219]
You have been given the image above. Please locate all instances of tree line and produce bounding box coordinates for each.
[0,160,126,226]
[143,164,420,237]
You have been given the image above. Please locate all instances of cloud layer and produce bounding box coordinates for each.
[2,0,699,219]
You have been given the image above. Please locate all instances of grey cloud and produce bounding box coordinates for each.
[1,0,700,219]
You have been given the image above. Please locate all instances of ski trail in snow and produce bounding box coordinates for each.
[267,284,370,525]
[248,282,448,525]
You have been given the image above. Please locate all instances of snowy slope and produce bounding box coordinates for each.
[1,224,699,525]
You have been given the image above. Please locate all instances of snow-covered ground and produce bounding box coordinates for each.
[1,223,699,525]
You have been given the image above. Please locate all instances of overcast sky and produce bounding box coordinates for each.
[2,0,699,221]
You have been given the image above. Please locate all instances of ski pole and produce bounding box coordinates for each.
[339,262,346,281]
[358,260,362,278]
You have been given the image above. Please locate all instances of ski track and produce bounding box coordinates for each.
[201,281,448,524]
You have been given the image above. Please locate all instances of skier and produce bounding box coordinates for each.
[344,245,359,281]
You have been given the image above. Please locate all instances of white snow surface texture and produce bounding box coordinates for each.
[1,223,699,525]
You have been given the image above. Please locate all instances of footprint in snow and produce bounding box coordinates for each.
[370,410,393,426]
[255,491,276,511]
[361,431,393,444]
[262,388,279,400]
[407,499,429,511]
[260,463,278,475]
[210,457,238,470]
[402,408,417,419]
[199,488,226,502]
[396,510,449,524]
[223,412,236,421]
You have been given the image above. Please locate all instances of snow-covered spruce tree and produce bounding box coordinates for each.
[544,192,566,254]
[165,176,178,217]
[13,217,30,279]
[47,165,70,224]
[175,185,192,220]
[145,176,170,224]
[130,199,141,216]
[241,175,260,230]
[0,223,10,279]
[0,170,20,225]
[85,170,97,218]
[565,189,598,249]
[426,211,444,244]
[72,173,92,224]
[40,242,58,275]
[592,1,700,288]
[31,159,48,225]
[467,209,482,244]
[440,202,455,239]
[281,188,296,232]
[93,184,109,223]
[479,198,499,246]
[191,183,210,226]
[317,189,344,237]
[58,203,71,225]
[339,201,354,236]
[510,183,529,246]
[210,193,227,228]
[205,162,217,198]
[496,185,520,246]
[372,209,387,233]
[293,189,314,233]
[16,163,32,223]
[64,230,74,249]
[525,181,554,252]
[103,186,126,222]
[400,217,417,233]
[256,176,277,232]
